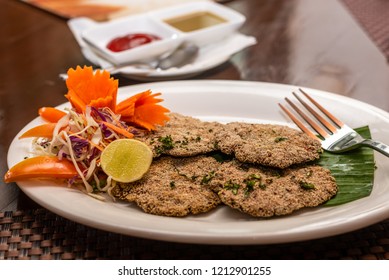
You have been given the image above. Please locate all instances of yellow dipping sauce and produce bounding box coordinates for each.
[164,11,227,32]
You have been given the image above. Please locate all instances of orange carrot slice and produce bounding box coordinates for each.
[101,121,134,139]
[39,107,67,123]
[4,156,78,183]
[19,123,57,139]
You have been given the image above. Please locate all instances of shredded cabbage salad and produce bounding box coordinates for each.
[32,106,142,199]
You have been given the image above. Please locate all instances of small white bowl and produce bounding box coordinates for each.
[82,15,182,65]
[151,1,246,47]
[81,2,246,65]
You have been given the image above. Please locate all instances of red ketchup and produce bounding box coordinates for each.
[106,33,161,52]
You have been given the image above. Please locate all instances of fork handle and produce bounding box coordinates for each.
[362,139,389,157]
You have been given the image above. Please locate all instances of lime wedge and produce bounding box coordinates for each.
[100,139,153,183]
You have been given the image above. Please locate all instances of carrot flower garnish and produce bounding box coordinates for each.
[116,90,170,130]
[65,66,118,113]
[64,66,169,130]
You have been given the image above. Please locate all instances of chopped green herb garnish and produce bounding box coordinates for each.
[191,175,198,181]
[299,181,315,190]
[244,183,255,196]
[242,174,265,195]
[201,171,215,184]
[159,135,174,148]
[275,136,288,143]
[249,174,261,180]
[245,180,256,188]
[155,135,174,154]
[224,180,241,195]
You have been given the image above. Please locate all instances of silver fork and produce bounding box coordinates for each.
[278,88,389,157]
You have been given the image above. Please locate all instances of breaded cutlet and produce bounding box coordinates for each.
[135,113,224,158]
[208,160,337,217]
[111,156,222,217]
[216,122,322,168]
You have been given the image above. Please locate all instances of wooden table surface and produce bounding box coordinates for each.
[1,0,389,215]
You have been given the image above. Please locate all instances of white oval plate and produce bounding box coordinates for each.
[7,80,389,245]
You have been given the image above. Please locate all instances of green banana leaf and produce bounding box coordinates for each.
[318,126,375,206]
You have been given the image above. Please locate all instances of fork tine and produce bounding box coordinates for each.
[278,103,320,140]
[292,91,338,133]
[279,102,324,141]
[284,97,330,139]
[299,88,344,127]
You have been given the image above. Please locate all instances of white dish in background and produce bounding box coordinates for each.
[150,1,246,47]
[68,17,256,81]
[82,15,182,65]
[7,81,389,245]
[80,1,246,65]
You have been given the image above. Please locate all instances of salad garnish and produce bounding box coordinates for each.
[4,66,170,199]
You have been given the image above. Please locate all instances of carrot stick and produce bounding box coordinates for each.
[38,107,67,123]
[101,121,134,139]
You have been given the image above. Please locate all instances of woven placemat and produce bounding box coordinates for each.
[342,0,389,61]
[1,208,389,260]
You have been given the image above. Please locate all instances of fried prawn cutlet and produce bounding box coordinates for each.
[111,154,337,218]
[117,113,337,218]
[111,156,221,217]
[136,113,322,169]
[216,122,322,168]
[208,160,337,217]
[135,113,223,158]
